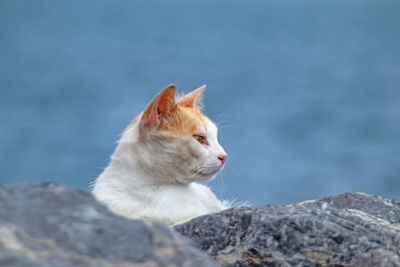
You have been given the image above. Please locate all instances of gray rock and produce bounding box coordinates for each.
[0,183,218,267]
[3,183,399,266]
[175,192,400,266]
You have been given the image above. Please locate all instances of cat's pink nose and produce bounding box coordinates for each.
[218,155,227,165]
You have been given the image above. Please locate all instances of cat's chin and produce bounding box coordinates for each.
[190,168,221,180]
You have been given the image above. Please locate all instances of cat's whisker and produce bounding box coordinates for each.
[225,165,246,183]
[214,116,230,128]
[215,173,226,199]
[217,125,233,130]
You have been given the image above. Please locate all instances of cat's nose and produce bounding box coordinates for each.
[218,154,227,165]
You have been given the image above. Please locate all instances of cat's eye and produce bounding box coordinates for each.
[193,135,208,145]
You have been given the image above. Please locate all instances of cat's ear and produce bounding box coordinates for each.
[177,85,205,109]
[140,85,177,130]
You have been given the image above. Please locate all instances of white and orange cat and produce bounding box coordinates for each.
[92,85,228,225]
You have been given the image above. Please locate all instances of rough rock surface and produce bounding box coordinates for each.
[0,183,218,267]
[175,192,400,266]
[2,183,400,267]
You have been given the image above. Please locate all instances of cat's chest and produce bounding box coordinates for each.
[151,183,222,219]
[153,183,207,205]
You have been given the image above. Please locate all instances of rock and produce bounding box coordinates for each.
[175,192,400,266]
[3,183,399,266]
[0,183,218,267]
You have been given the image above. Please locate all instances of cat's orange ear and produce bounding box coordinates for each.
[140,85,177,129]
[177,85,205,109]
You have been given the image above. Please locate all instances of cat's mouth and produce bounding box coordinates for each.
[191,167,221,178]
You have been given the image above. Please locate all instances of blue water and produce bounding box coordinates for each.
[1,0,399,206]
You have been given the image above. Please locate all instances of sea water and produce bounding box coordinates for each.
[0,0,399,205]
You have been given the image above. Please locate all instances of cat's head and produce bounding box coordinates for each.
[122,85,227,184]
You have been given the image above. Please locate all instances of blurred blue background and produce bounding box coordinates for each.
[1,0,399,206]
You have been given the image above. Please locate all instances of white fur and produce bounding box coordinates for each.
[92,113,228,225]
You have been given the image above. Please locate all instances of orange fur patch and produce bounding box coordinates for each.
[124,105,208,137]
[124,86,208,136]
[161,105,208,137]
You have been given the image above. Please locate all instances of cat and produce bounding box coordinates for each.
[92,84,229,225]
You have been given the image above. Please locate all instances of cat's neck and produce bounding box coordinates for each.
[100,124,183,188]
[101,144,158,188]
